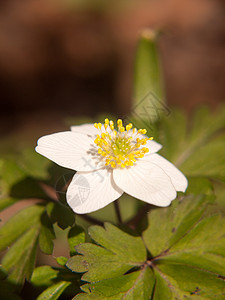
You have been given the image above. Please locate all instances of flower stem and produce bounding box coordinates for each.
[114,200,122,224]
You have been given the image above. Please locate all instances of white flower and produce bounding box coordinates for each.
[35,119,188,214]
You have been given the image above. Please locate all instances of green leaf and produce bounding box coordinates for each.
[56,256,68,266]
[31,265,80,288]
[152,270,172,300]
[39,211,56,254]
[0,159,27,211]
[68,225,85,256]
[186,177,214,196]
[0,159,27,193]
[159,107,225,183]
[0,158,47,210]
[142,194,209,257]
[0,277,22,300]
[0,205,45,251]
[133,30,166,122]
[37,281,71,300]
[0,265,21,299]
[180,134,225,181]
[31,266,60,288]
[0,204,57,288]
[143,194,225,299]
[155,263,225,299]
[75,268,154,299]
[20,148,50,180]
[2,226,39,287]
[67,223,146,282]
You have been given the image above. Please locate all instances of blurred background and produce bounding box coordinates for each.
[0,0,225,143]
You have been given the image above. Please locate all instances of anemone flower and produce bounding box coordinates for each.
[36,119,188,213]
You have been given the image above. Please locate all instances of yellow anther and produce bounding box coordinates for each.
[126,123,132,131]
[138,129,147,135]
[93,118,153,169]
[141,139,147,145]
[142,129,147,134]
[142,148,149,153]
[94,137,100,144]
[117,119,123,126]
[110,161,116,168]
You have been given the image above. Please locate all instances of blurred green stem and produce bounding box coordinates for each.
[114,200,122,224]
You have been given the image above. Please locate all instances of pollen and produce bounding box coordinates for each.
[94,118,153,168]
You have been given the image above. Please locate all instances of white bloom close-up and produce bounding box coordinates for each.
[35,119,188,214]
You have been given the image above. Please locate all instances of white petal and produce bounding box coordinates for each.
[144,140,162,154]
[143,154,188,192]
[36,131,104,171]
[67,168,123,214]
[70,123,99,137]
[113,161,177,207]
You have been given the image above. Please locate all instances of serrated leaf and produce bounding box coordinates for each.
[67,223,146,282]
[142,195,209,257]
[75,268,154,299]
[180,134,225,181]
[39,211,56,254]
[143,194,225,299]
[155,263,225,299]
[37,281,71,300]
[88,223,146,262]
[159,107,225,183]
[68,225,85,256]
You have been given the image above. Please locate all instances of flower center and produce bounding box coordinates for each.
[94,118,153,168]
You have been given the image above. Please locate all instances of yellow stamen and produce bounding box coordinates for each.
[93,118,153,169]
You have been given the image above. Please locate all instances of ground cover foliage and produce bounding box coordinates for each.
[0,105,225,299]
[0,33,225,299]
